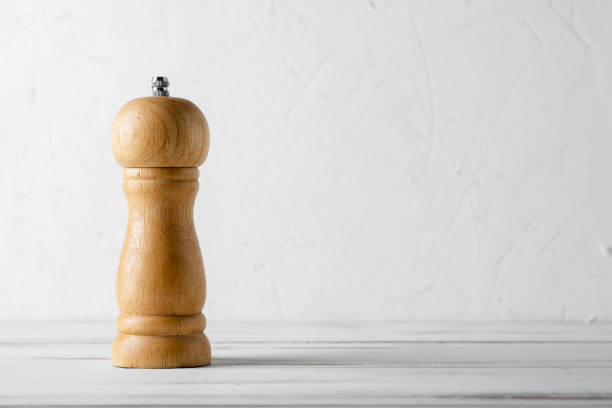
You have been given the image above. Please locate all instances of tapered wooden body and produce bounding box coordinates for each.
[111,96,210,368]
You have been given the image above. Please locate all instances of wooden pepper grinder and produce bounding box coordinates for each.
[110,77,211,368]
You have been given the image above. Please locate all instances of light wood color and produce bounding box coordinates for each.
[112,97,209,168]
[111,96,210,368]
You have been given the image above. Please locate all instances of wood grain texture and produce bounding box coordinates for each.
[112,97,209,168]
[111,98,210,368]
[116,168,205,316]
[0,322,611,407]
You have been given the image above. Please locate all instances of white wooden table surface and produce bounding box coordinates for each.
[0,322,611,407]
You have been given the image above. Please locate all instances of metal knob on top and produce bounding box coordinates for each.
[151,76,169,96]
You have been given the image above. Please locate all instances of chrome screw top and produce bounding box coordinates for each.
[151,76,169,96]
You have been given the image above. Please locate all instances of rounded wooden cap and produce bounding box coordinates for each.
[112,97,210,167]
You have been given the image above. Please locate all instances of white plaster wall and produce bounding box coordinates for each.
[1,0,611,322]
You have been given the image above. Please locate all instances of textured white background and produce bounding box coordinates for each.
[1,0,611,322]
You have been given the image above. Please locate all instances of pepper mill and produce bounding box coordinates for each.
[110,77,211,368]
